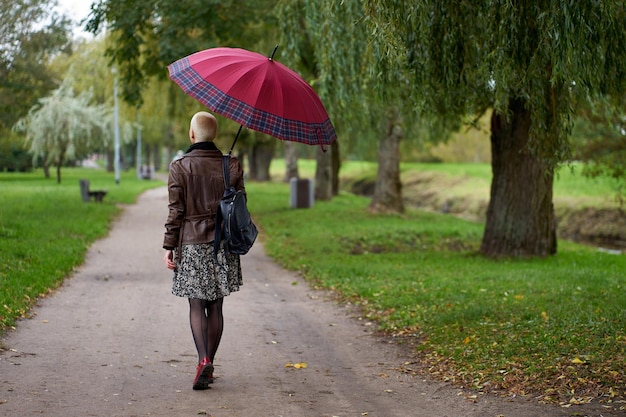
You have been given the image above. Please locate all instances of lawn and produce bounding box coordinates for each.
[0,168,163,332]
[253,160,625,407]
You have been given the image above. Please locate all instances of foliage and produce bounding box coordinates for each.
[0,131,32,172]
[571,100,626,201]
[275,1,439,159]
[245,179,625,405]
[364,1,626,166]
[0,0,72,132]
[13,77,132,182]
[85,0,278,106]
[84,0,282,167]
[0,168,162,332]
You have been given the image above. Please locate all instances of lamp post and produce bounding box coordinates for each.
[112,67,121,185]
[136,111,142,180]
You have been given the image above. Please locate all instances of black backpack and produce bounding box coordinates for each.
[214,155,258,255]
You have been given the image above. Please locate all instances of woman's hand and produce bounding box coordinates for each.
[163,249,176,270]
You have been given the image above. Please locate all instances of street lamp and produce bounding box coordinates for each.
[112,66,121,185]
[136,111,142,180]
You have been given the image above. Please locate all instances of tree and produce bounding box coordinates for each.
[51,39,135,173]
[0,0,72,131]
[86,0,267,106]
[276,1,428,211]
[370,108,404,213]
[13,78,118,183]
[364,2,626,257]
[86,0,281,178]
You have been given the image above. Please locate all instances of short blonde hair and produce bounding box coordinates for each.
[190,111,217,142]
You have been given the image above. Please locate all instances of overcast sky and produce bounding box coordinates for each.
[56,0,93,38]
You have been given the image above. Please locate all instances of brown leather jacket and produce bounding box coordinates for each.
[163,143,245,250]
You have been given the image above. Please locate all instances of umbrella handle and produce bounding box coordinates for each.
[229,125,244,155]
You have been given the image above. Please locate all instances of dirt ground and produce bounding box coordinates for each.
[0,186,620,417]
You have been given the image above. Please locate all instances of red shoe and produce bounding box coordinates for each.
[192,357,214,390]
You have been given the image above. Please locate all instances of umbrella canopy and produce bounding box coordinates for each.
[168,47,337,147]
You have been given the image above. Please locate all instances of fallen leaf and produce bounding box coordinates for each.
[571,357,585,364]
[285,362,307,369]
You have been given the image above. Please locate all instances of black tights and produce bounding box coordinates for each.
[188,298,224,364]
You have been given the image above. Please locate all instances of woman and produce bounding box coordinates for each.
[163,111,245,390]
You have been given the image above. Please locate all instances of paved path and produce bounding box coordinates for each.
[0,186,612,416]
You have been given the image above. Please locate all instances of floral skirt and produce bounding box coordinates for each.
[172,242,242,300]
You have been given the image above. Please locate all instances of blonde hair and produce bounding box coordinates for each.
[190,111,217,142]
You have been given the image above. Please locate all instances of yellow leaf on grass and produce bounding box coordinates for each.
[571,357,585,364]
[541,311,549,321]
[463,336,471,344]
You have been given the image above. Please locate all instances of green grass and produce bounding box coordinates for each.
[271,159,622,209]
[0,168,164,331]
[245,178,625,405]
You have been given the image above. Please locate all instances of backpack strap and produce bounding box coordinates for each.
[222,154,230,187]
[214,155,231,258]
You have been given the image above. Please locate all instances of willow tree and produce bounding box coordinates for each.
[13,78,113,183]
[276,1,420,211]
[365,2,626,257]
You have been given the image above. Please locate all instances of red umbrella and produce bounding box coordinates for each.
[167,46,337,149]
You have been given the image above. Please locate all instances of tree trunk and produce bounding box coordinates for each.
[481,98,557,257]
[106,148,113,172]
[56,149,66,184]
[284,141,299,182]
[248,136,274,181]
[369,109,404,213]
[331,140,341,196]
[153,143,162,172]
[315,145,333,201]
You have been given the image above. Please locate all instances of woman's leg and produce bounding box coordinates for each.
[188,298,209,362]
[206,297,224,363]
[188,297,224,363]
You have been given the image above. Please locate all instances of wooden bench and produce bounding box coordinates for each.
[139,165,153,180]
[79,179,107,203]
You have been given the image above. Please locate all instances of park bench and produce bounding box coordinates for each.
[79,179,107,203]
[139,165,153,180]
